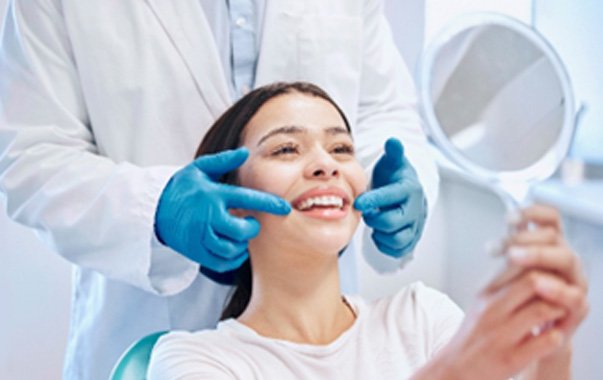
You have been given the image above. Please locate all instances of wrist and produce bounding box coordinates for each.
[410,347,463,380]
[522,344,572,380]
[153,220,167,246]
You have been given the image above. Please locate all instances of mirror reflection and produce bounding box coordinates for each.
[430,24,566,172]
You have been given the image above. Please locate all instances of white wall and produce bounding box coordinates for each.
[0,3,72,380]
[424,0,532,43]
[0,5,72,376]
[533,0,603,163]
[0,206,71,379]
[559,215,603,380]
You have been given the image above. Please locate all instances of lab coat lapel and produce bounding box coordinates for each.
[145,0,231,117]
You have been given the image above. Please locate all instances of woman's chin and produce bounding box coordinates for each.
[256,216,357,255]
[291,230,351,254]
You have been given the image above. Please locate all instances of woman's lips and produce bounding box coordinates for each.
[297,205,349,220]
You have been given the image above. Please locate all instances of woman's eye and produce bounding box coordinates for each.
[332,144,355,155]
[271,143,299,156]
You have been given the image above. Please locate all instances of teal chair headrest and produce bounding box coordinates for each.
[110,331,169,380]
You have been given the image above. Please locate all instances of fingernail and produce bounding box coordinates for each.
[352,198,362,210]
[280,201,292,214]
[509,247,530,263]
[536,276,558,296]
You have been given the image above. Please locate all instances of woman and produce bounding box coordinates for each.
[148,82,588,379]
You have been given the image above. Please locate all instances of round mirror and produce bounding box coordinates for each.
[419,13,576,204]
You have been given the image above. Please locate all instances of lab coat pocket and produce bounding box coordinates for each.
[256,11,362,120]
[295,15,362,121]
[296,15,362,84]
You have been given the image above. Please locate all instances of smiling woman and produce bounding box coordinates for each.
[193,82,365,321]
[147,82,588,380]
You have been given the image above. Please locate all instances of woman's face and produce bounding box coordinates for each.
[237,92,367,256]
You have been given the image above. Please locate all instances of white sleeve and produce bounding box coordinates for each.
[413,283,465,356]
[355,0,439,273]
[0,0,198,295]
[148,333,235,380]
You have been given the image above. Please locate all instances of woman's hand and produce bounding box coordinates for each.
[502,205,589,379]
[412,204,588,380]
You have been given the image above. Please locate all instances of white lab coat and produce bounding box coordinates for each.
[0,0,438,379]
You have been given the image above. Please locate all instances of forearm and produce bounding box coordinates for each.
[0,142,196,293]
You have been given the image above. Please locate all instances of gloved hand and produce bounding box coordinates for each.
[354,138,427,259]
[155,147,291,273]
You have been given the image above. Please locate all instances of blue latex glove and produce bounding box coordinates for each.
[155,147,291,273]
[354,138,427,259]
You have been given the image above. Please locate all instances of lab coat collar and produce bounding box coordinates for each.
[145,0,231,117]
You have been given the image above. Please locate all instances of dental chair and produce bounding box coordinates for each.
[110,331,168,380]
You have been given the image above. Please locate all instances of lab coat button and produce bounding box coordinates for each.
[235,17,247,28]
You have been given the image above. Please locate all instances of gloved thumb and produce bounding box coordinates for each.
[372,138,405,188]
[380,138,405,171]
[193,147,250,180]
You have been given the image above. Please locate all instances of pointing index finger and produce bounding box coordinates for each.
[225,185,291,215]
[354,182,407,212]
[193,147,249,180]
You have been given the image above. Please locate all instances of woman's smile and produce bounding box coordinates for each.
[291,185,351,220]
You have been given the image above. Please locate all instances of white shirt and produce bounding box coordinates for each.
[148,282,464,379]
[199,0,266,98]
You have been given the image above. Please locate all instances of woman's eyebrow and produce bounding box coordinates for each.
[325,126,350,136]
[257,125,306,146]
[256,125,350,147]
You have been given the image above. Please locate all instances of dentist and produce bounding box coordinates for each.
[0,1,437,379]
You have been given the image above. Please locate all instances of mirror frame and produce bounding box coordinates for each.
[419,13,576,184]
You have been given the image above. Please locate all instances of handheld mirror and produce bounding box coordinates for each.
[418,13,576,212]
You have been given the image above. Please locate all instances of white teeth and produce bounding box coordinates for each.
[298,195,344,210]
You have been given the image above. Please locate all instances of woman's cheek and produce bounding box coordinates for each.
[349,163,368,198]
[248,162,296,198]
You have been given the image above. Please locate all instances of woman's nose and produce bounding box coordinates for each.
[311,166,339,178]
[305,151,340,179]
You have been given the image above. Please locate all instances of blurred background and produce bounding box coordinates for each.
[1,0,601,378]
